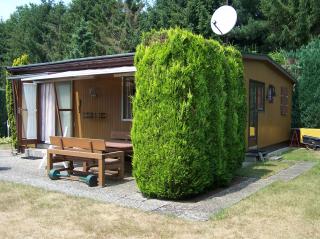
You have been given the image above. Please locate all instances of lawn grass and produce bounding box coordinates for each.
[236,161,294,179]
[282,147,320,162]
[0,148,319,238]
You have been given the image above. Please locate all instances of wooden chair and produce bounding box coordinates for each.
[47,136,125,187]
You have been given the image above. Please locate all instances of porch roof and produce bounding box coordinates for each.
[21,66,136,82]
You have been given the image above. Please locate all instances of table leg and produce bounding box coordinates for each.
[68,161,74,175]
[83,161,89,172]
[98,158,105,187]
[47,152,53,175]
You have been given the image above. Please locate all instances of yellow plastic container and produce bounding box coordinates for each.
[299,128,320,143]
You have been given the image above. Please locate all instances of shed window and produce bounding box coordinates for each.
[122,76,135,121]
[280,87,289,116]
[256,84,265,111]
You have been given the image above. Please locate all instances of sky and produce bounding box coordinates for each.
[0,0,72,21]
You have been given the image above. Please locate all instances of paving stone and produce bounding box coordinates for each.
[123,192,148,202]
[139,199,170,211]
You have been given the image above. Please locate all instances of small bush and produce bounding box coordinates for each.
[6,54,30,148]
[132,28,246,199]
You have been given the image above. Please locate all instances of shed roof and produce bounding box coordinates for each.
[6,52,295,84]
[242,53,295,84]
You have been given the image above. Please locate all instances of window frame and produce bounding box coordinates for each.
[121,76,135,122]
[54,81,73,136]
[280,86,289,116]
[250,80,265,112]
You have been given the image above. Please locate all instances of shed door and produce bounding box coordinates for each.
[248,80,265,148]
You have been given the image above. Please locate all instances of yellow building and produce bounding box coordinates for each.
[243,54,294,149]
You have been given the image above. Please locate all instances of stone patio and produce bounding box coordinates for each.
[0,149,316,221]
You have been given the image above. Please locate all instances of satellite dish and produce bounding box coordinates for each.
[211,5,237,35]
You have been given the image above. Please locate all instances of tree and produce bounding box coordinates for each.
[296,38,320,128]
[68,18,96,58]
[121,0,144,52]
[260,0,320,50]
[5,0,69,63]
[67,0,136,55]
[0,20,9,136]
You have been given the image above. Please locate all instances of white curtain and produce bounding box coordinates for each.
[22,83,37,139]
[41,83,56,143]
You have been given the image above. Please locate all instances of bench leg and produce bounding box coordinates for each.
[68,161,74,175]
[83,161,89,172]
[47,152,53,175]
[98,158,105,187]
[118,152,125,179]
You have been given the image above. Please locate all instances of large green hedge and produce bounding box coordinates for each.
[132,28,246,199]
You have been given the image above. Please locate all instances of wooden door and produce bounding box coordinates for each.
[248,80,265,148]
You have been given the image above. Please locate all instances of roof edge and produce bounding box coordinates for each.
[6,52,135,72]
[6,52,295,84]
[242,53,296,84]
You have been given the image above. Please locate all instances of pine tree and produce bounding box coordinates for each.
[68,19,96,58]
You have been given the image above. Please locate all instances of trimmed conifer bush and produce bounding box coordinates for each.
[132,28,246,199]
[218,46,247,185]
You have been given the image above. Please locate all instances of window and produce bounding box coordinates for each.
[280,87,289,116]
[122,76,135,121]
[55,81,73,136]
[249,81,265,112]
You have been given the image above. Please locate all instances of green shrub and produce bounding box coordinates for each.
[6,54,30,148]
[217,47,247,185]
[132,28,246,199]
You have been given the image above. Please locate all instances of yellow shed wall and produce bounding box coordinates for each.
[244,59,293,149]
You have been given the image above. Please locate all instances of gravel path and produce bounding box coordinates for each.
[0,150,316,221]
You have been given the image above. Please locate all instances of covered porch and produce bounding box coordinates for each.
[7,53,136,150]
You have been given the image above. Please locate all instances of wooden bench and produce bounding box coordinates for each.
[47,136,125,187]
